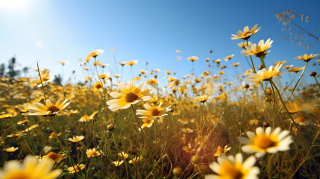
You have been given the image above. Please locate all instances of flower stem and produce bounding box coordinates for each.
[270,80,309,148]
[37,63,47,100]
[274,62,308,122]
[313,76,320,89]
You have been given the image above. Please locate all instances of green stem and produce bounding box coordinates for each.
[86,158,93,179]
[314,76,320,89]
[37,63,47,100]
[270,80,309,148]
[274,62,308,122]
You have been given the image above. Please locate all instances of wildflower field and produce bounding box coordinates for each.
[1,9,320,179]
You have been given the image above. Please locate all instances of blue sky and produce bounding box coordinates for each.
[0,0,319,87]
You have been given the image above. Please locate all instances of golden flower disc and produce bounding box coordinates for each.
[150,107,160,116]
[253,134,277,149]
[125,92,139,102]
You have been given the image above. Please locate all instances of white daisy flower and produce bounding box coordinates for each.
[238,127,293,158]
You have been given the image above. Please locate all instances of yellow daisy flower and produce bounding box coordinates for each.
[294,54,319,62]
[231,24,261,40]
[79,111,98,122]
[129,156,142,165]
[43,151,65,163]
[85,49,104,63]
[238,41,252,49]
[86,148,101,157]
[187,56,199,62]
[214,145,231,156]
[238,127,292,158]
[206,153,260,179]
[141,118,154,129]
[127,60,138,66]
[67,164,86,173]
[107,80,154,111]
[288,67,305,73]
[4,147,18,152]
[136,103,171,119]
[224,54,234,61]
[28,99,70,116]
[139,69,147,74]
[92,81,104,90]
[59,61,68,66]
[246,64,282,83]
[195,95,211,103]
[118,152,129,159]
[0,155,62,179]
[241,38,273,57]
[68,136,84,143]
[112,160,124,166]
[119,62,126,66]
[232,62,240,67]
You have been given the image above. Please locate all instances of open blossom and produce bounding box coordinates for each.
[246,64,282,83]
[0,155,62,179]
[238,127,293,158]
[107,81,154,111]
[136,103,171,119]
[241,39,273,57]
[68,136,84,143]
[205,153,260,179]
[294,54,319,62]
[224,54,234,61]
[28,99,70,116]
[231,24,261,40]
[86,148,101,157]
[67,164,86,173]
[127,60,138,66]
[187,56,199,62]
[85,49,104,63]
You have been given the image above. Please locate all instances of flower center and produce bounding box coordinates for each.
[47,105,60,113]
[125,92,139,102]
[95,84,102,88]
[219,161,244,179]
[5,171,32,179]
[253,134,277,149]
[243,31,253,38]
[254,51,267,58]
[150,107,160,116]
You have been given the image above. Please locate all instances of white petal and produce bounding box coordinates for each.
[243,155,257,168]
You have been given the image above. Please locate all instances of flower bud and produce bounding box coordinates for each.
[309,71,317,76]
[107,124,114,131]
[191,155,201,164]
[263,122,270,128]
[172,167,183,177]
[259,64,263,70]
[131,147,138,155]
